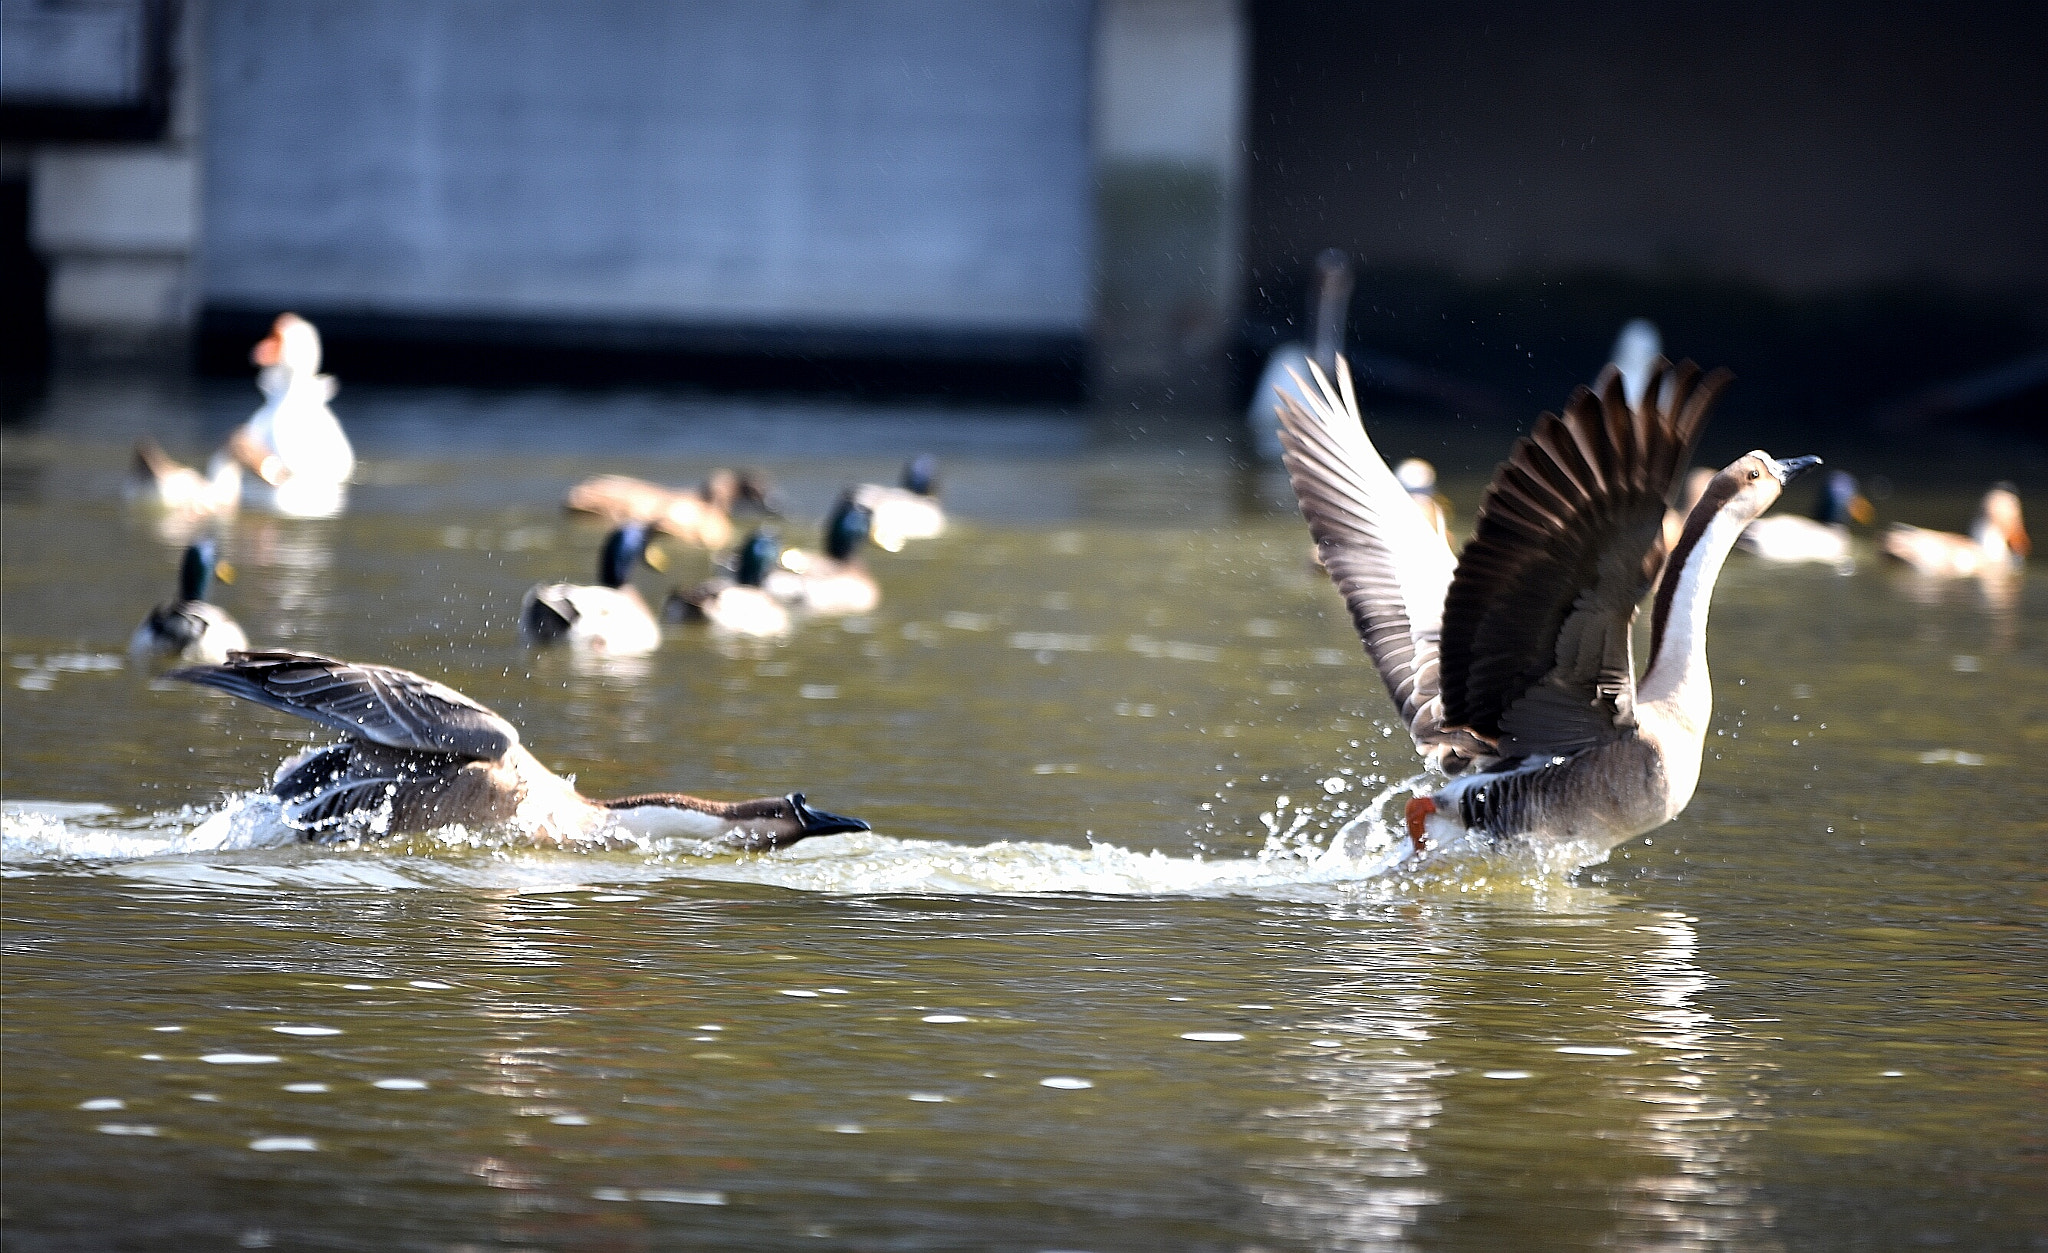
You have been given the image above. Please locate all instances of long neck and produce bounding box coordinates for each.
[1639,501,1750,712]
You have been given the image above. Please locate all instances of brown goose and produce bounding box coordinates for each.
[169,651,869,849]
[1276,356,1817,861]
[564,469,775,550]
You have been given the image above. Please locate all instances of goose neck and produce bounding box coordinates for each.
[1640,502,1750,711]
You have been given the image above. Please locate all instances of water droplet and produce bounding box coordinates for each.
[372,1078,427,1090]
[282,1083,328,1093]
[202,1053,282,1065]
[1040,1077,1093,1090]
[272,1026,341,1037]
[1483,1070,1534,1080]
[79,1098,125,1111]
[97,1123,160,1136]
[248,1136,318,1152]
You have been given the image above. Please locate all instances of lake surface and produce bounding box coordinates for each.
[3,374,2044,1251]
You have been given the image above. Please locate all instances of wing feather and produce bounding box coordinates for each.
[169,650,517,760]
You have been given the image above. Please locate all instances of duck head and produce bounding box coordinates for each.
[1812,470,1875,526]
[179,539,233,602]
[1978,484,2029,558]
[598,524,661,588]
[824,494,874,562]
[734,529,781,587]
[1698,452,1821,528]
[901,454,940,498]
[251,313,322,375]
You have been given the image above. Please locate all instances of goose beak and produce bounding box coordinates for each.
[788,793,871,837]
[251,334,281,368]
[1774,455,1822,483]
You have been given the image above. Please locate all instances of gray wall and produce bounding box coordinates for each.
[203,0,1093,334]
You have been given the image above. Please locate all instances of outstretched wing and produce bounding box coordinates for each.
[1275,358,1490,768]
[1438,359,1728,758]
[169,650,518,760]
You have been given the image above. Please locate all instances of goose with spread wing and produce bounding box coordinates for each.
[169,650,869,848]
[1277,356,1816,862]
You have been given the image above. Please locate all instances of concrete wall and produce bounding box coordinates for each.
[202,0,1093,337]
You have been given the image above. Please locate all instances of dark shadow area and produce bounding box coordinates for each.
[0,173,51,420]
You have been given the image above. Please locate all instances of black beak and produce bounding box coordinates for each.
[788,793,871,837]
[1775,455,1822,483]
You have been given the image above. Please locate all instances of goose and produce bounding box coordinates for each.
[565,469,776,550]
[766,494,881,616]
[167,650,870,847]
[1738,470,1874,565]
[520,525,665,655]
[1882,484,2029,576]
[1249,249,1354,462]
[853,455,945,552]
[126,436,241,522]
[1276,355,1818,863]
[665,530,793,638]
[130,539,250,666]
[224,314,354,518]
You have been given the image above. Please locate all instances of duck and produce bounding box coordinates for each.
[130,539,249,666]
[1249,248,1354,462]
[852,455,945,552]
[126,436,241,522]
[520,524,665,655]
[223,314,354,518]
[1275,354,1818,863]
[766,494,881,616]
[167,650,871,847]
[1737,470,1875,565]
[1609,318,1663,408]
[564,468,777,550]
[664,529,793,638]
[1392,458,1452,541]
[1882,484,2029,576]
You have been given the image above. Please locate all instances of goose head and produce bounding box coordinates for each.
[1699,452,1821,529]
[734,529,781,587]
[251,313,322,375]
[1976,484,2029,558]
[1812,470,1876,526]
[597,525,662,589]
[824,494,875,563]
[179,539,233,602]
[902,454,940,497]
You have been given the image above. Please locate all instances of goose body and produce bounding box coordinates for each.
[521,525,663,655]
[666,530,793,638]
[565,469,774,550]
[1277,356,1816,863]
[130,540,249,666]
[765,495,881,616]
[1882,486,2028,576]
[168,651,869,848]
[852,455,945,552]
[126,437,241,521]
[1738,470,1873,566]
[227,314,353,518]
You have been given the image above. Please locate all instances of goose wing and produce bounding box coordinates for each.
[168,650,518,760]
[1276,359,1489,767]
[1438,360,1727,758]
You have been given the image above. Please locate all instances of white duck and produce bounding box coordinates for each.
[226,314,354,518]
[1882,484,2029,576]
[1277,356,1819,865]
[520,525,665,655]
[666,530,793,639]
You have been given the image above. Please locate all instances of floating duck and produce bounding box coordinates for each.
[1249,249,1354,462]
[1737,470,1874,565]
[1276,355,1818,861]
[853,455,945,552]
[766,494,881,616]
[1392,458,1452,541]
[564,469,776,550]
[223,314,354,518]
[168,650,870,847]
[520,525,665,655]
[130,539,249,666]
[1609,318,1663,408]
[1882,484,2029,576]
[665,530,793,638]
[126,436,241,524]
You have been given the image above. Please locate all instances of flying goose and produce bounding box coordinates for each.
[1881,484,2028,576]
[565,469,777,550]
[852,455,945,552]
[1276,356,1817,860]
[130,539,249,666]
[225,314,354,519]
[1738,469,1874,565]
[520,525,665,655]
[168,651,869,847]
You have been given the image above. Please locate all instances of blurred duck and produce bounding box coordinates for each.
[1737,470,1874,565]
[169,650,869,847]
[665,530,792,638]
[565,468,776,549]
[520,524,665,655]
[853,455,945,552]
[1882,484,2029,576]
[224,314,354,518]
[130,539,248,666]
[767,494,881,616]
[1393,458,1452,541]
[1609,318,1663,408]
[1249,248,1354,462]
[126,436,241,522]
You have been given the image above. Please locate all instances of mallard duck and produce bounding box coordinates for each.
[665,530,792,638]
[168,650,869,847]
[564,469,777,550]
[224,314,354,518]
[767,494,881,616]
[520,525,665,655]
[853,455,944,552]
[1882,484,2029,575]
[1738,470,1874,565]
[1277,355,1818,863]
[130,539,249,665]
[126,436,241,521]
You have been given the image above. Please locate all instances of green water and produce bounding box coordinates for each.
[3,377,2045,1251]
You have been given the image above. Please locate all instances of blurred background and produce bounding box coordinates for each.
[2,0,2044,435]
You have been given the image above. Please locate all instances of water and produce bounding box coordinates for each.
[4,376,2046,1251]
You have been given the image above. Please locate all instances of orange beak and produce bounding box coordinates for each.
[252,334,281,368]
[1849,495,1875,525]
[2008,520,2032,558]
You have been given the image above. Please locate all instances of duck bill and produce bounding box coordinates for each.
[788,793,870,837]
[1774,455,1822,483]
[251,333,281,368]
[1849,495,1876,525]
